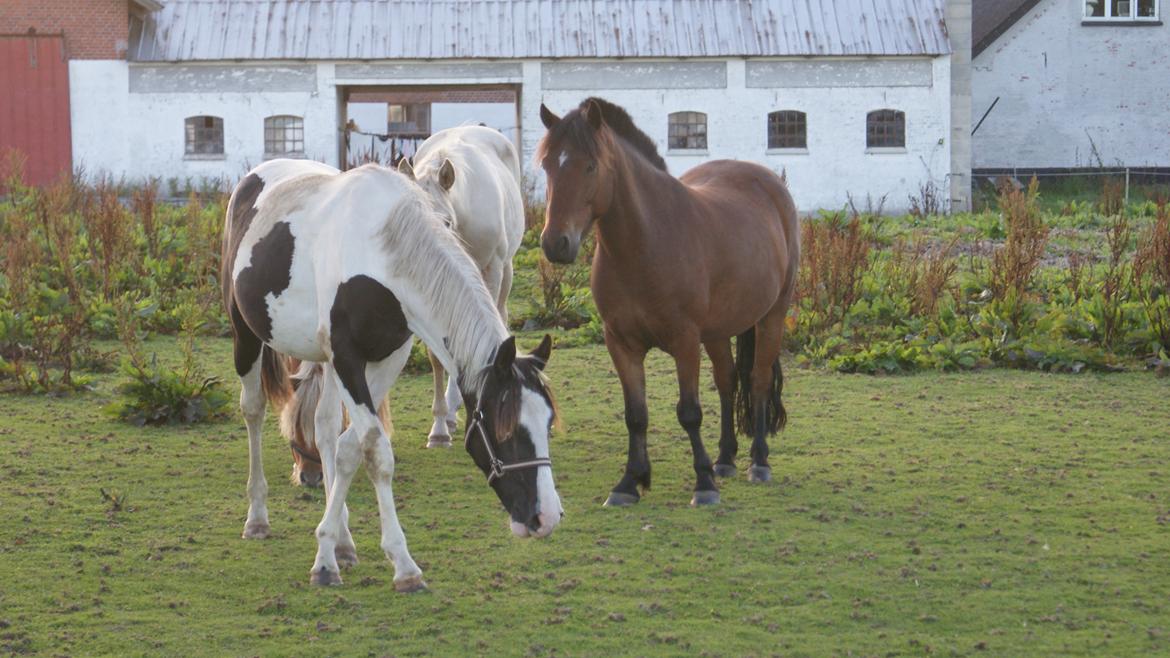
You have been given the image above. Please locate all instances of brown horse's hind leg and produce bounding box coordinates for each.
[674,340,720,505]
[747,302,790,483]
[704,339,738,478]
[603,332,651,507]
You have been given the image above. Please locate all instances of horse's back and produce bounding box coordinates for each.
[678,160,799,319]
[225,162,422,362]
[415,126,525,260]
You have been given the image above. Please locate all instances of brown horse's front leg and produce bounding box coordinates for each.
[704,339,738,478]
[675,341,719,506]
[603,334,650,507]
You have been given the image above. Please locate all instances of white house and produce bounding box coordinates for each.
[7,1,970,211]
[972,0,1170,171]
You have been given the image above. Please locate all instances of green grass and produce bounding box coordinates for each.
[1,336,1168,656]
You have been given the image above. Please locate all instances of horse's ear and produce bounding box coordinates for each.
[583,99,604,130]
[439,159,456,190]
[397,158,415,180]
[529,334,553,369]
[493,336,517,377]
[540,103,560,129]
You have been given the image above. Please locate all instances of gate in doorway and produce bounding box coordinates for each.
[339,85,520,169]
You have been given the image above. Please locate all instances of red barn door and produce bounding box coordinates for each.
[0,34,72,186]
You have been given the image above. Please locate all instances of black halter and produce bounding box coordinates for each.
[464,401,552,484]
[289,441,321,465]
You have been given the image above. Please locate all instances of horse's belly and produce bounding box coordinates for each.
[267,288,327,361]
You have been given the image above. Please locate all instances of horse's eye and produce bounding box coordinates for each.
[586,161,597,174]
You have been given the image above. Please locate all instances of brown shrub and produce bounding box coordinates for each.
[885,235,960,317]
[1134,199,1170,352]
[797,211,871,329]
[988,177,1048,301]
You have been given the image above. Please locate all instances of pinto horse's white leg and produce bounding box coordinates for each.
[240,361,270,539]
[310,423,360,585]
[426,349,453,448]
[312,365,357,567]
[312,345,423,591]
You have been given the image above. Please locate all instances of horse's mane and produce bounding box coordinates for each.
[376,174,506,379]
[540,97,667,171]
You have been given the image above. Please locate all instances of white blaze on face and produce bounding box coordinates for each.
[508,387,562,539]
[558,151,570,170]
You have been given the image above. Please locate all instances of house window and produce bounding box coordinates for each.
[767,111,807,149]
[264,115,305,157]
[185,116,223,156]
[1084,0,1158,19]
[866,110,905,149]
[668,111,707,150]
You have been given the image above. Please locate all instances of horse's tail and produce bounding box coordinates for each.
[260,347,293,410]
[279,360,392,454]
[280,359,322,456]
[733,328,786,436]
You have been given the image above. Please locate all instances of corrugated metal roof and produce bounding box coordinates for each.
[128,0,951,62]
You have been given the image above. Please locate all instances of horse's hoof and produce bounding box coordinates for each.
[691,490,721,506]
[310,567,342,587]
[242,522,270,539]
[426,435,452,449]
[748,465,772,483]
[713,463,737,478]
[394,575,427,593]
[603,491,640,507]
[446,419,458,434]
[335,546,359,569]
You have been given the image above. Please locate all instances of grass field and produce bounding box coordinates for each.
[1,335,1168,656]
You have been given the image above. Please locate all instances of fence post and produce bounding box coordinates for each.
[1125,168,1130,209]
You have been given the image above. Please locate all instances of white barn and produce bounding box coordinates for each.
[59,0,968,211]
[972,0,1170,171]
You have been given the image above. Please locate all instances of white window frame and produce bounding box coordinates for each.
[1083,0,1160,22]
[263,115,305,159]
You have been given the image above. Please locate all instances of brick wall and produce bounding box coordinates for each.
[0,0,129,59]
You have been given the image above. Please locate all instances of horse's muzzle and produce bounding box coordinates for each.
[541,233,579,264]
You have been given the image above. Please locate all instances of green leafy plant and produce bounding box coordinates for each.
[105,298,229,426]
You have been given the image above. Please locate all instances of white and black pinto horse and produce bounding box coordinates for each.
[221,159,562,591]
[397,125,525,448]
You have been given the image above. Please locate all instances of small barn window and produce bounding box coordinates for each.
[866,110,905,149]
[668,111,707,150]
[1084,0,1158,19]
[185,116,224,156]
[767,111,807,150]
[264,115,305,157]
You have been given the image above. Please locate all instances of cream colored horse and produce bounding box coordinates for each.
[398,126,525,447]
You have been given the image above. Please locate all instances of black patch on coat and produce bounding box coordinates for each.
[234,221,296,342]
[329,275,412,413]
[229,302,263,376]
[222,173,266,376]
[221,173,265,296]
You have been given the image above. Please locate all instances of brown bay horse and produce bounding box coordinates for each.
[537,98,799,506]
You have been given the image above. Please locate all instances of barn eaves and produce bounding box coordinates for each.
[973,0,1045,57]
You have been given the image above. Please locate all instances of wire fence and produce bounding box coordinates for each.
[972,167,1170,207]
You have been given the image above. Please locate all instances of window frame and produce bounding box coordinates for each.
[264,114,306,158]
[1083,0,1160,22]
[766,110,808,152]
[667,111,708,152]
[184,115,224,159]
[865,109,906,152]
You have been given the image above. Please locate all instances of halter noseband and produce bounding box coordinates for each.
[464,403,552,484]
[289,440,322,465]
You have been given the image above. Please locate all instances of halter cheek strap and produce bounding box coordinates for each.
[464,404,552,484]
